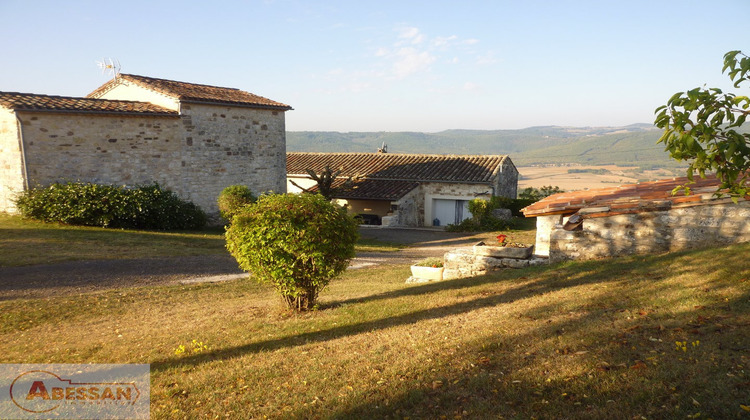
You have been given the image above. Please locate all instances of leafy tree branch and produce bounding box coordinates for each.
[654,50,750,199]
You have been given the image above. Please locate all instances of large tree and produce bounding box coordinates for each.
[654,50,750,199]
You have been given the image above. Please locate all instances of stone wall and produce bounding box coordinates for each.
[443,245,546,280]
[15,111,183,206]
[178,103,287,213]
[546,201,750,262]
[392,186,421,226]
[1,105,287,218]
[0,109,24,212]
[494,157,518,198]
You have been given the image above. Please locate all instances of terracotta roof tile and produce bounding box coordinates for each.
[0,91,177,115]
[287,152,510,183]
[306,178,420,201]
[88,74,292,110]
[522,174,748,218]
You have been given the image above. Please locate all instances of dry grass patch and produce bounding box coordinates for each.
[0,214,226,266]
[1,243,748,419]
[0,214,405,267]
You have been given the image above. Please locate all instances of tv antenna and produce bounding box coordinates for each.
[96,58,121,81]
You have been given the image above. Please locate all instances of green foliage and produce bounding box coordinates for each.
[14,182,206,230]
[413,257,443,268]
[517,186,564,201]
[217,185,256,221]
[655,50,750,199]
[508,198,537,216]
[225,193,359,311]
[446,196,516,232]
[567,168,610,175]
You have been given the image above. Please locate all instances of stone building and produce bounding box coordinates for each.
[287,152,518,227]
[0,74,292,216]
[521,175,750,262]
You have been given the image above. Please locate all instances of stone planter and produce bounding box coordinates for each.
[410,265,444,282]
[473,245,534,259]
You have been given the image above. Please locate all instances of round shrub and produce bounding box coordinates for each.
[225,193,359,311]
[14,182,206,230]
[217,185,256,221]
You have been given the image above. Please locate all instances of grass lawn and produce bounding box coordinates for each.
[1,240,748,418]
[0,214,403,267]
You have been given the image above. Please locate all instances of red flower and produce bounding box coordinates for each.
[496,234,507,243]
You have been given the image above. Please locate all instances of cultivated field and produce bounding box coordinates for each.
[518,165,683,191]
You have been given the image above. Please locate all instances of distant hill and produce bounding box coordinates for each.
[286,124,682,169]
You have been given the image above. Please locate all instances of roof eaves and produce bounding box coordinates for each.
[12,108,178,117]
[179,98,293,111]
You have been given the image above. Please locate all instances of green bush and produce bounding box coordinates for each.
[413,257,444,268]
[445,216,515,232]
[14,182,206,230]
[225,193,359,311]
[507,198,537,217]
[217,185,256,221]
[445,196,520,232]
[517,185,564,201]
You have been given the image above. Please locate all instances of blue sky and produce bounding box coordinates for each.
[1,0,746,132]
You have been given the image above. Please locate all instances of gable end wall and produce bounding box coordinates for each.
[179,103,286,213]
[95,81,180,111]
[0,109,24,212]
[494,158,518,198]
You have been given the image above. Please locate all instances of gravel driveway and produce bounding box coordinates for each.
[0,227,481,300]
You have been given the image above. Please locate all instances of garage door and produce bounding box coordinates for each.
[432,199,470,226]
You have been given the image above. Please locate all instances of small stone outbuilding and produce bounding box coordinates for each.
[0,74,292,217]
[287,152,518,227]
[522,175,750,262]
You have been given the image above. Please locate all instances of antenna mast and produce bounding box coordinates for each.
[96,58,121,81]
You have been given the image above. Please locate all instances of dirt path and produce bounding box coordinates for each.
[0,228,483,300]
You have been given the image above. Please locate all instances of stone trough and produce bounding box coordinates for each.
[442,242,547,280]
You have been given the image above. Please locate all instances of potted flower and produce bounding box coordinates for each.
[474,234,534,259]
[410,257,445,281]
[496,234,529,248]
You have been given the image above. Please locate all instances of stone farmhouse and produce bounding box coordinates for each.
[0,74,292,217]
[522,175,750,262]
[287,152,518,227]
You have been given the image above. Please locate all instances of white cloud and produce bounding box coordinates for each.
[398,27,424,45]
[463,81,480,91]
[368,26,484,81]
[432,35,458,48]
[476,51,498,65]
[392,47,436,79]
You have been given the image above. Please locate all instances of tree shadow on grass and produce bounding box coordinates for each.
[149,244,749,374]
[323,246,750,419]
